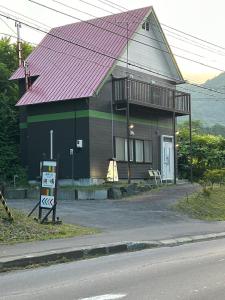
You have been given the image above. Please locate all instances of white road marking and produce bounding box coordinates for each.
[79,294,127,300]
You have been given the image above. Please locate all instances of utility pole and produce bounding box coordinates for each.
[15,21,22,66]
[15,21,30,90]
[23,60,30,91]
[125,21,131,184]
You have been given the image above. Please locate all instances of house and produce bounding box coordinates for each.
[11,6,191,185]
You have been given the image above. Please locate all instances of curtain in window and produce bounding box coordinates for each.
[125,139,134,161]
[144,140,153,163]
[135,140,144,162]
[115,137,125,161]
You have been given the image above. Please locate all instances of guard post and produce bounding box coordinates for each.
[39,160,58,223]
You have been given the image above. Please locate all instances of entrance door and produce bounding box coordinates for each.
[161,135,174,181]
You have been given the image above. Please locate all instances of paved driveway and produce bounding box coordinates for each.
[7,184,198,231]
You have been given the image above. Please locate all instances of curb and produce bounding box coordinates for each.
[1,232,225,272]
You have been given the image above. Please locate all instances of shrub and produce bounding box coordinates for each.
[203,169,225,187]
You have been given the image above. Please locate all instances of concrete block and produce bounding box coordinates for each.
[57,190,76,201]
[77,189,108,200]
[5,189,26,199]
[108,187,122,199]
[27,189,39,199]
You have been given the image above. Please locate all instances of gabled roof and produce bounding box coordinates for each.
[11,6,183,106]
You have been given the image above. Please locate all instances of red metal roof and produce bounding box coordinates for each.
[11,6,152,106]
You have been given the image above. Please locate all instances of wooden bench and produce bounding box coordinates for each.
[148,169,162,185]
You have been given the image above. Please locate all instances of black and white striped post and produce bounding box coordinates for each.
[0,191,14,221]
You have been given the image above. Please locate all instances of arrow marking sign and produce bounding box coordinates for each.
[40,195,55,209]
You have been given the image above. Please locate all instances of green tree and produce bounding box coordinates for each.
[177,124,225,181]
[0,38,33,183]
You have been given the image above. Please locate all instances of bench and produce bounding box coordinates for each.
[148,169,162,185]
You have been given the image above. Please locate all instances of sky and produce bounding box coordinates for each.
[1,0,225,84]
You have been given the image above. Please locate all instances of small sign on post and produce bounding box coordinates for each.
[39,160,57,223]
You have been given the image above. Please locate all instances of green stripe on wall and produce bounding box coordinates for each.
[20,109,171,129]
[19,122,27,129]
[27,111,76,123]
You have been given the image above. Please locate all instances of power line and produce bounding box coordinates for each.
[95,0,225,69]
[50,0,218,62]
[1,11,225,97]
[0,31,214,100]
[165,29,225,57]
[0,4,50,30]
[161,23,225,52]
[95,0,123,12]
[78,0,115,15]
[2,4,222,90]
[99,0,225,52]
[95,0,128,12]
[51,0,225,69]
[29,1,225,76]
[1,31,223,101]
[0,16,16,35]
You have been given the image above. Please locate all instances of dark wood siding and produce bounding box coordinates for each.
[24,100,90,180]
[89,74,174,180]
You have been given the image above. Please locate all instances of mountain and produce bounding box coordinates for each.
[179,72,225,126]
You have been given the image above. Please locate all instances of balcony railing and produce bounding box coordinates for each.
[112,77,190,115]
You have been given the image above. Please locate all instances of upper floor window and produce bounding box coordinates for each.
[142,22,150,31]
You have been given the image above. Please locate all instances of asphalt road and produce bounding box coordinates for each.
[7,184,198,230]
[1,239,225,300]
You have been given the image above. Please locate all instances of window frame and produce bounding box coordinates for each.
[114,136,153,164]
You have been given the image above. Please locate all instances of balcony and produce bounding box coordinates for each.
[112,77,190,115]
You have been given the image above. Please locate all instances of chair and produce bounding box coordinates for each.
[148,169,162,185]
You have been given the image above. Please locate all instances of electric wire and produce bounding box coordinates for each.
[1,11,225,97]
[97,0,225,52]
[49,0,219,62]
[1,31,224,101]
[0,4,51,30]
[29,1,225,77]
[0,16,16,35]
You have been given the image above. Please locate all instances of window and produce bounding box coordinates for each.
[125,139,134,162]
[115,137,152,163]
[144,140,153,163]
[115,137,125,161]
[115,137,133,161]
[142,22,150,31]
[135,140,144,162]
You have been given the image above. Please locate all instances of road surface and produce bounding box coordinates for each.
[1,238,225,299]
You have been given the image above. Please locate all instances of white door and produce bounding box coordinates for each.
[161,135,174,181]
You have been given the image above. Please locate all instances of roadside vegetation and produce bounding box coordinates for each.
[174,168,225,221]
[174,185,225,221]
[0,205,99,244]
[0,38,33,185]
[177,120,225,181]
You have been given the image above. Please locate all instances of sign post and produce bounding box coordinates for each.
[39,160,57,223]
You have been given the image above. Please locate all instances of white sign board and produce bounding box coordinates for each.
[40,195,55,209]
[42,172,56,188]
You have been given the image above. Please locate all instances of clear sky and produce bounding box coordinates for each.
[1,0,225,83]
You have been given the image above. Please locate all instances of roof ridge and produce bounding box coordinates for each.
[51,6,153,31]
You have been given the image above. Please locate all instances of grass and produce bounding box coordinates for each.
[173,185,225,221]
[0,205,99,244]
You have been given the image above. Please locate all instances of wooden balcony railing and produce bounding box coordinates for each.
[112,77,190,115]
